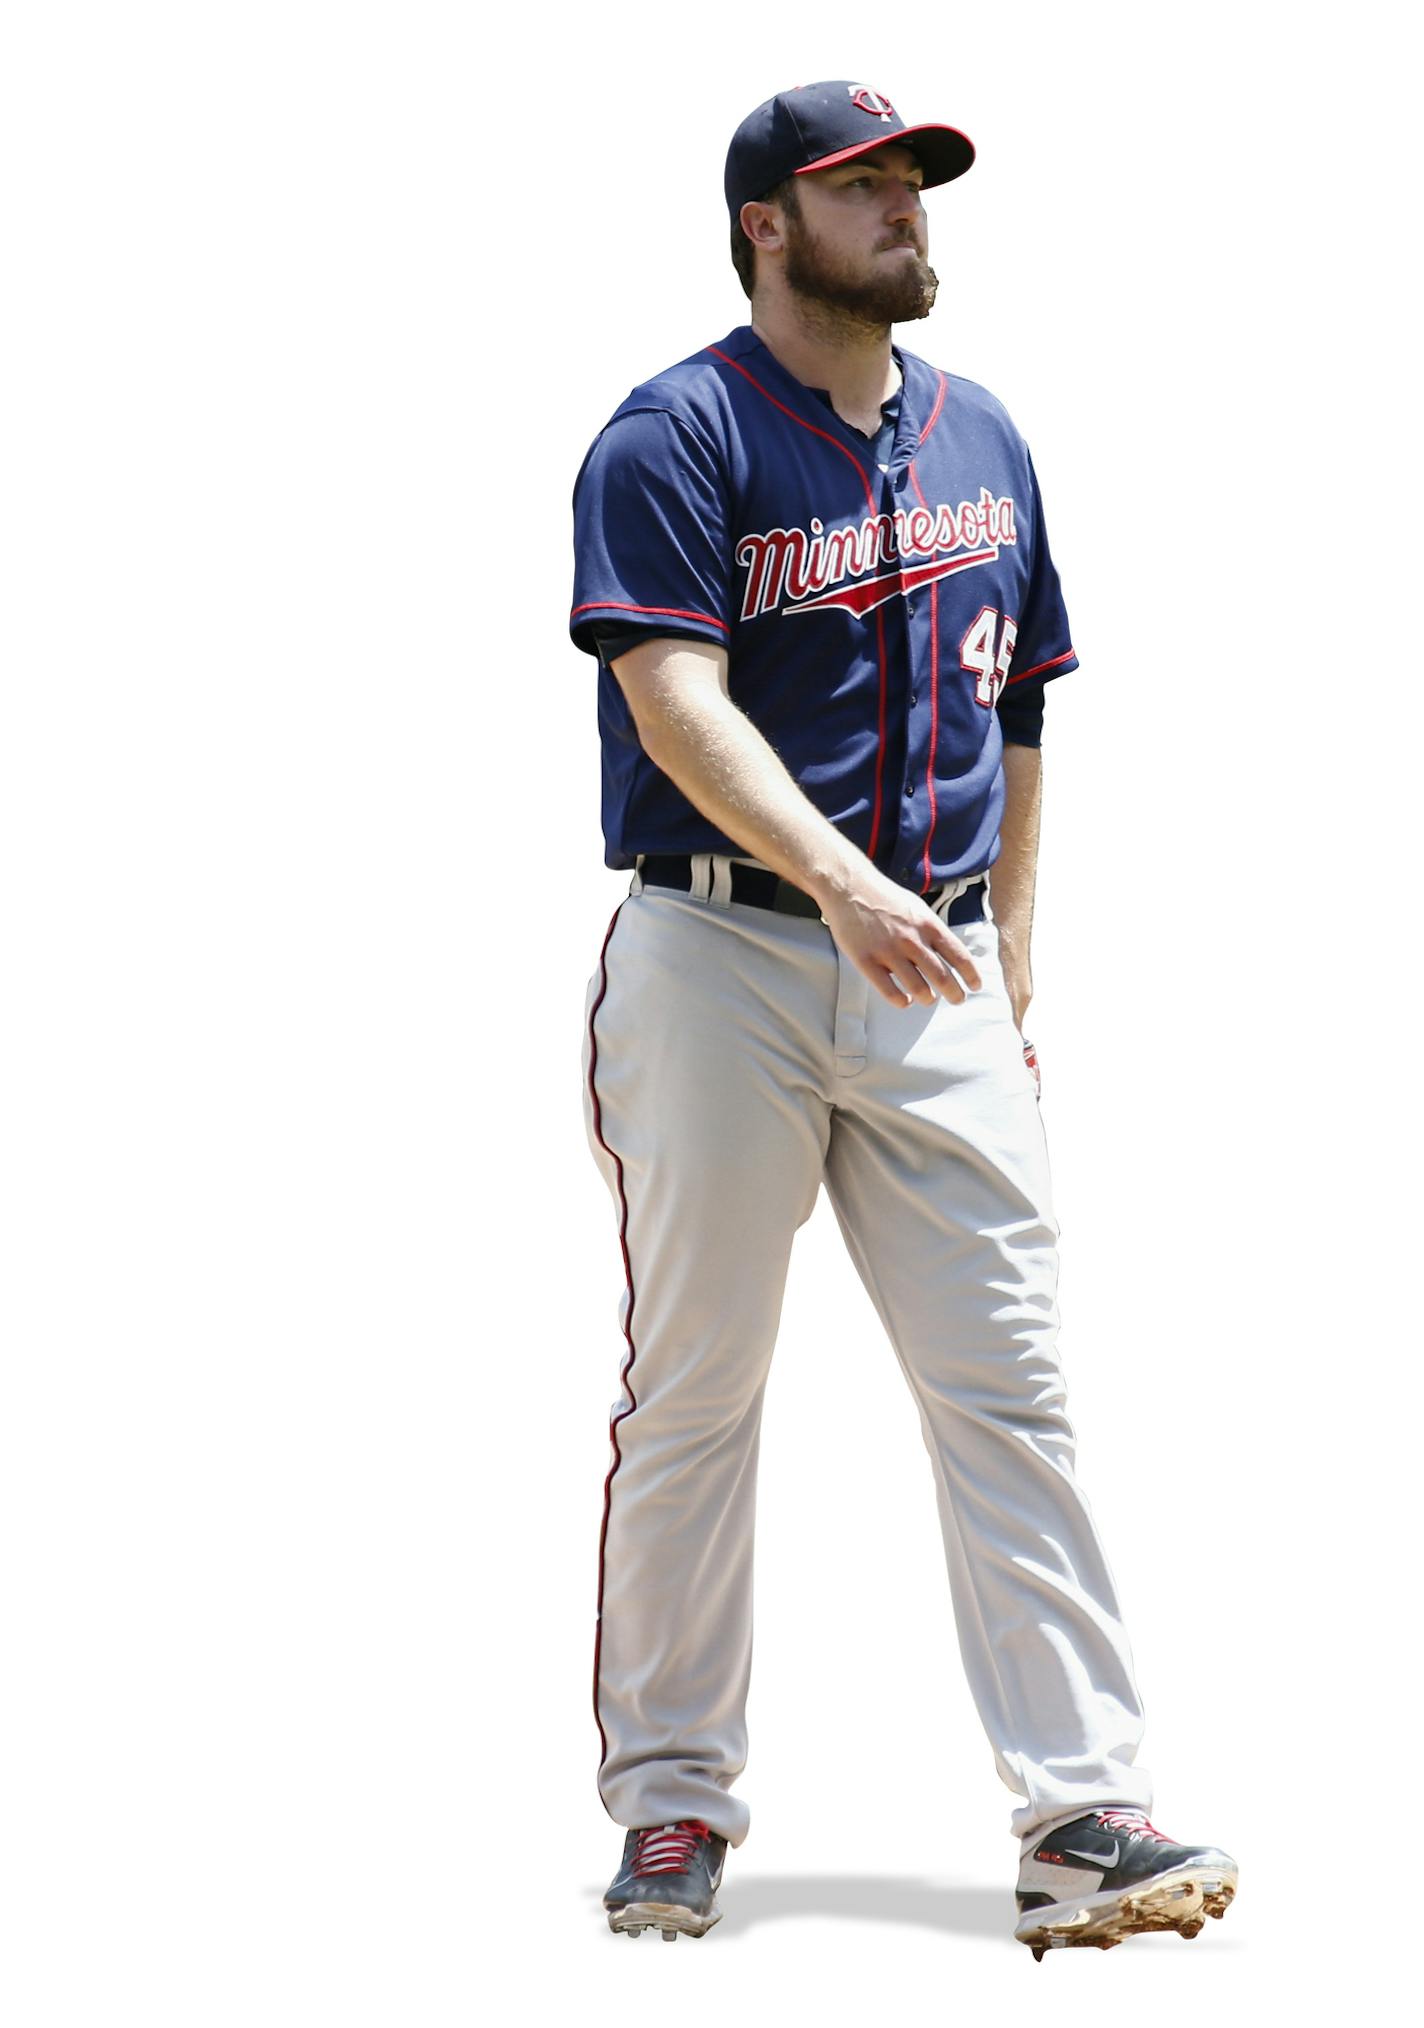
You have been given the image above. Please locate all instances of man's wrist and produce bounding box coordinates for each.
[802,836,874,908]
[994,917,1033,967]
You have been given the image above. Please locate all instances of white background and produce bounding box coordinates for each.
[2,1,1417,2020]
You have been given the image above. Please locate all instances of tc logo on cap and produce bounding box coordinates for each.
[848,85,896,121]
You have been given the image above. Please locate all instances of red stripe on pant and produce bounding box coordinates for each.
[584,900,638,1804]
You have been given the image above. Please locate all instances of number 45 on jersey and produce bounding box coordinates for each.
[961,606,1017,709]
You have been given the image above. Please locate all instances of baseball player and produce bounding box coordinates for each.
[570,81,1238,1956]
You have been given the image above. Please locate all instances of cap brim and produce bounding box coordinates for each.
[795,122,976,188]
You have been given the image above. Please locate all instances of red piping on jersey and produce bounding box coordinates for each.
[572,600,729,632]
[916,369,948,448]
[585,900,638,1803]
[870,607,888,857]
[706,341,890,859]
[1006,647,1075,685]
[706,346,878,509]
[908,462,940,892]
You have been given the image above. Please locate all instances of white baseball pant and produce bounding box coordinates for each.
[581,856,1153,1850]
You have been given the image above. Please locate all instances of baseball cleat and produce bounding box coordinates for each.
[604,1820,727,1939]
[1014,1807,1237,1958]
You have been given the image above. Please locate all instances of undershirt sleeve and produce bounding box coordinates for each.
[995,673,1047,748]
[588,621,711,665]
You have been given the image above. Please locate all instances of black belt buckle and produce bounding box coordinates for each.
[762,872,822,919]
[721,862,819,917]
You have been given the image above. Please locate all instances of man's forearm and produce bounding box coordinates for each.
[616,639,986,1010]
[989,743,1042,987]
[636,681,867,906]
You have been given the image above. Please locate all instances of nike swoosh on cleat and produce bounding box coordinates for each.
[1064,1841,1118,1865]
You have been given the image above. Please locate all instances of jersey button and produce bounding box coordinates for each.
[909,690,919,707]
[905,782,916,799]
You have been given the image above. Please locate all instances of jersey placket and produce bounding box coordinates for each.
[884,387,941,893]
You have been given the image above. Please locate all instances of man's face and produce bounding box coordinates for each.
[779,143,938,325]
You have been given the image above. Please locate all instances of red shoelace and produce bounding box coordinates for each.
[633,1821,712,1875]
[1095,1808,1172,1843]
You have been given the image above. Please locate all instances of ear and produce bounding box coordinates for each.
[739,196,790,254]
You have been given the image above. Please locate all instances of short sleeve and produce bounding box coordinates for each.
[570,408,734,658]
[1004,447,1079,691]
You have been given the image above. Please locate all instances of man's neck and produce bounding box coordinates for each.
[749,300,900,436]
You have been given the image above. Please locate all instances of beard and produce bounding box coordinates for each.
[782,212,939,328]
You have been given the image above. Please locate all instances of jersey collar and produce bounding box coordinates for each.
[720,325,931,476]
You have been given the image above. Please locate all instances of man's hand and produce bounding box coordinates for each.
[816,868,982,1009]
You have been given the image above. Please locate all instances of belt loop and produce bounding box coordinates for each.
[630,852,645,897]
[931,871,983,920]
[689,852,713,902]
[709,855,734,908]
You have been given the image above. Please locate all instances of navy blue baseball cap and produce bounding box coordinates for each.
[725,81,975,220]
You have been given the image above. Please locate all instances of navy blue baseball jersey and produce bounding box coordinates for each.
[570,323,1078,888]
